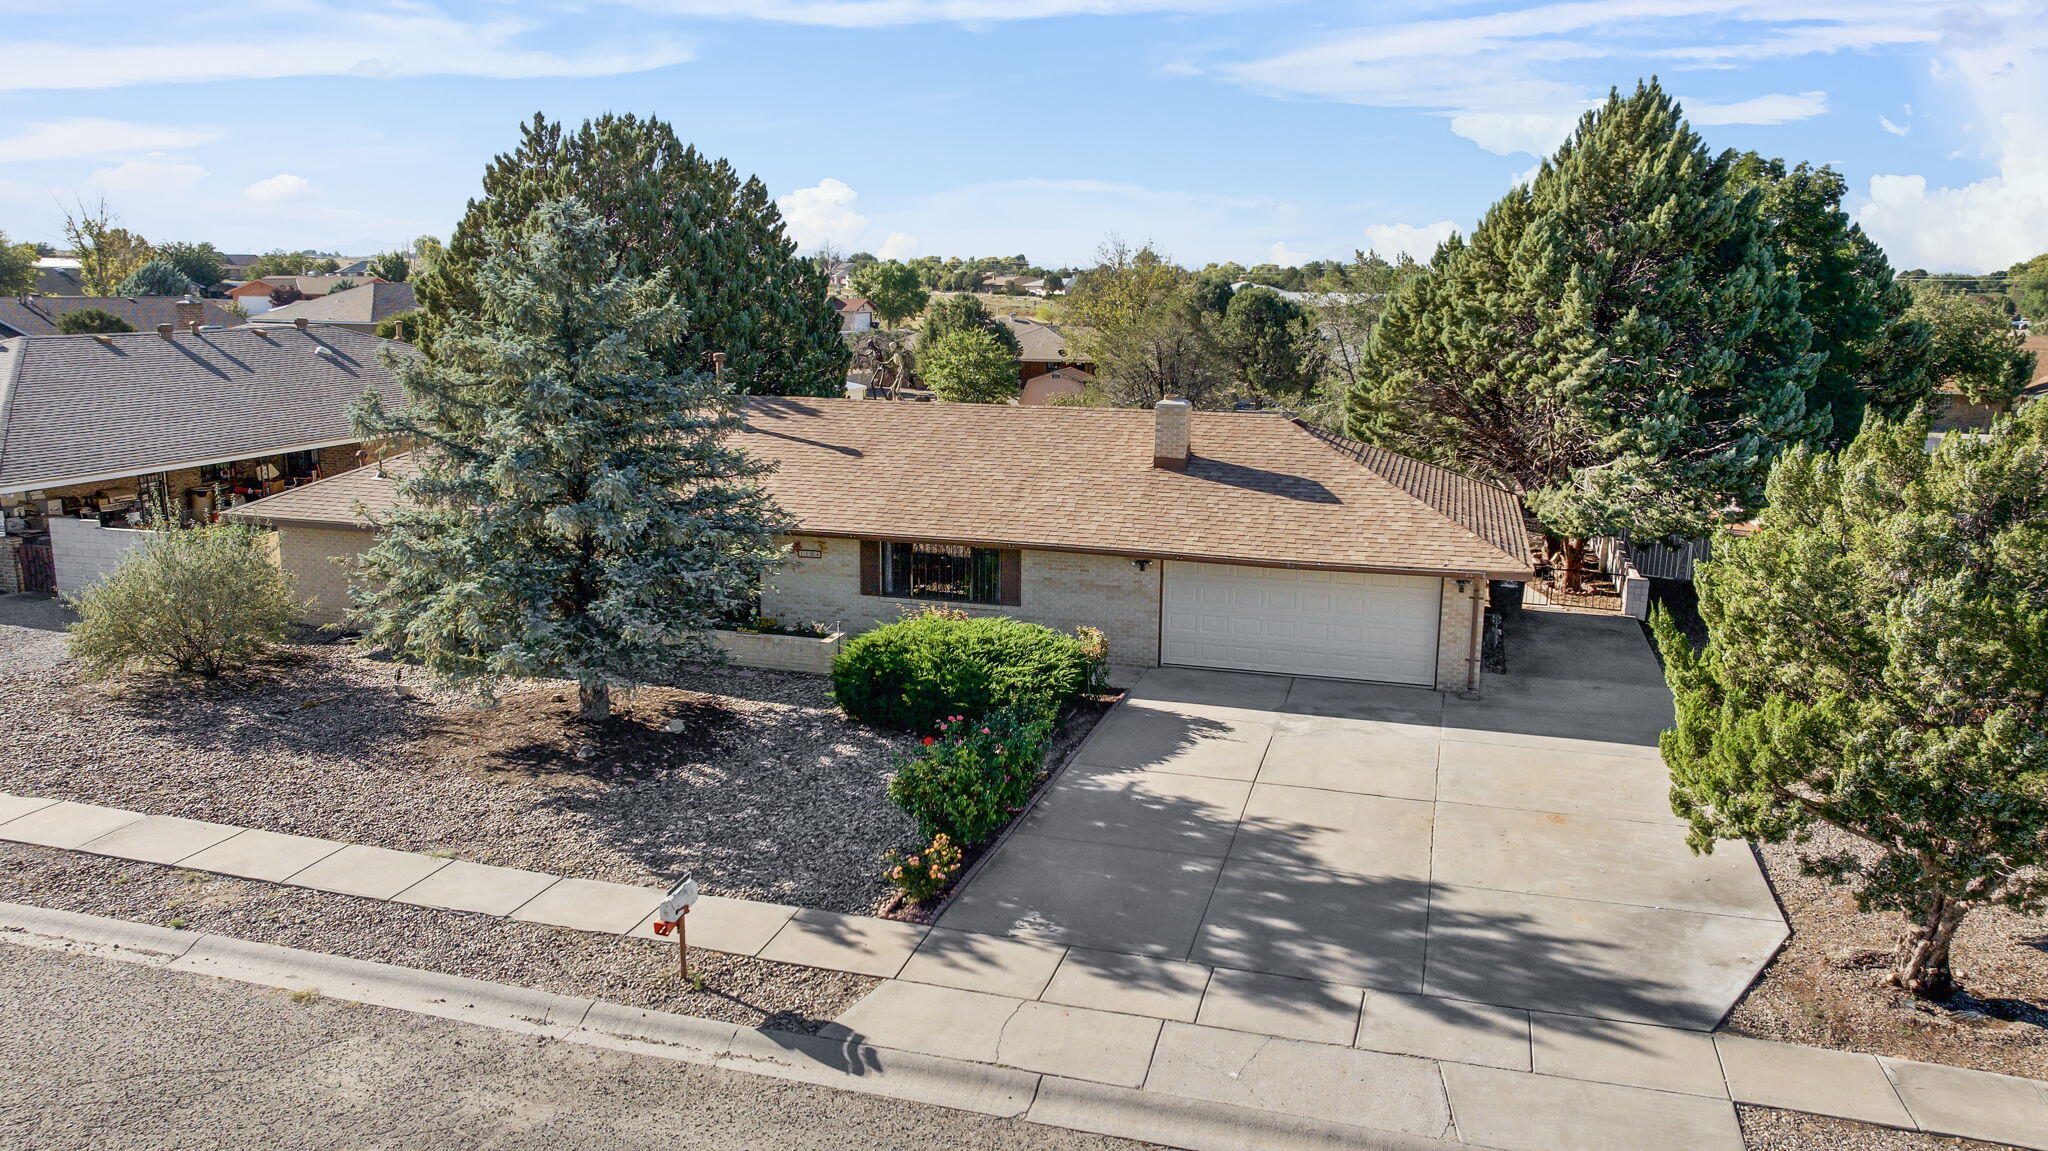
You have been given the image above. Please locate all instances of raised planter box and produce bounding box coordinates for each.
[713,628,844,674]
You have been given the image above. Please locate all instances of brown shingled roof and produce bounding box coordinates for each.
[230,398,1533,577]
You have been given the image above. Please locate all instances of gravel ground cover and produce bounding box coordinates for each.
[1738,1106,2009,1151]
[1727,824,2048,1081]
[0,841,876,1030]
[0,636,923,914]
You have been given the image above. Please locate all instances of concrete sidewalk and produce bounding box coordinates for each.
[7,900,2047,1151]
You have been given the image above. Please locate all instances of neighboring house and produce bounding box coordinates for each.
[331,259,372,277]
[830,295,876,332]
[218,254,260,280]
[32,268,83,295]
[0,326,409,595]
[1000,315,1092,382]
[227,275,387,315]
[1019,366,1094,406]
[982,274,1026,292]
[250,282,418,335]
[228,398,1533,691]
[0,295,237,338]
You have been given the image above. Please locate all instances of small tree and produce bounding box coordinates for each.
[68,523,299,680]
[56,309,136,334]
[118,259,197,297]
[0,229,38,295]
[1220,285,1324,401]
[351,197,789,722]
[922,328,1018,403]
[1908,282,2036,408]
[326,278,358,295]
[154,241,227,290]
[368,250,412,282]
[919,292,1020,356]
[62,199,153,296]
[1656,406,2048,999]
[268,284,305,308]
[850,260,930,328]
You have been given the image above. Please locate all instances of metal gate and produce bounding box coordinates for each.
[17,540,55,594]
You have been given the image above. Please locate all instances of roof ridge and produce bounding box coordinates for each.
[1293,420,1530,569]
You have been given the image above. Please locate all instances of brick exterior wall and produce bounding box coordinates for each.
[48,516,155,595]
[0,536,20,594]
[761,536,1164,680]
[273,524,376,626]
[1435,576,1485,693]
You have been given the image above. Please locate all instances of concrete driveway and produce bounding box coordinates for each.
[940,610,1787,1029]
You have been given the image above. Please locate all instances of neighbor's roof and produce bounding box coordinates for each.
[251,282,417,326]
[229,275,384,298]
[0,326,412,493]
[230,398,1532,577]
[830,295,874,313]
[0,294,239,338]
[1000,315,1090,363]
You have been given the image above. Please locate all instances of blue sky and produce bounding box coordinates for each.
[1,1,2043,272]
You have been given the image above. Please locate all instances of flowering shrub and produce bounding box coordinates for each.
[884,833,964,905]
[886,707,1053,845]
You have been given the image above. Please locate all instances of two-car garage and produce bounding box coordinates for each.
[1158,561,1445,687]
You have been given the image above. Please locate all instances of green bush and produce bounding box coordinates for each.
[883,833,964,904]
[832,609,1100,732]
[886,709,1053,845]
[67,522,299,679]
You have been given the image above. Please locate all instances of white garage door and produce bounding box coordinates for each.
[1160,562,1442,686]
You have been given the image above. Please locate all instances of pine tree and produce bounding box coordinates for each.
[1655,404,2048,999]
[1347,80,1824,547]
[414,113,847,397]
[351,198,790,722]
[1731,155,1931,442]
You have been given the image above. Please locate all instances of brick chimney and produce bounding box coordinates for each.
[154,322,174,339]
[175,296,203,331]
[1153,397,1191,470]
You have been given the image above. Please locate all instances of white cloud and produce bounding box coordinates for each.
[876,231,920,259]
[4,8,694,90]
[1878,114,1910,137]
[1266,240,1314,266]
[1852,8,2048,271]
[0,118,222,162]
[244,174,313,204]
[1683,90,1828,126]
[85,155,208,197]
[624,0,1245,29]
[777,178,870,251]
[1362,221,1457,260]
[1449,110,1586,157]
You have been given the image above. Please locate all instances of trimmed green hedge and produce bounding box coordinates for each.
[831,610,1100,733]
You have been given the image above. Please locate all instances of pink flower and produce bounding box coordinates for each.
[980,727,991,735]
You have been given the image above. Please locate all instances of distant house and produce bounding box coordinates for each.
[227,275,387,315]
[999,315,1092,383]
[0,326,408,596]
[331,259,373,277]
[0,295,237,338]
[32,267,83,295]
[250,282,418,335]
[982,274,1026,292]
[1019,366,1094,406]
[831,295,877,332]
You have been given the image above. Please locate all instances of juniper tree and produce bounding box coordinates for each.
[351,198,789,722]
[1348,80,1824,558]
[1731,155,1931,442]
[1655,406,2048,999]
[922,328,1018,403]
[415,113,847,397]
[919,292,1020,356]
[1220,286,1324,401]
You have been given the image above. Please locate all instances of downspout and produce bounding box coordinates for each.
[1465,573,1485,697]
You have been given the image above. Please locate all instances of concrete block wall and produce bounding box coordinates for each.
[273,524,376,627]
[48,516,155,595]
[761,536,1163,676]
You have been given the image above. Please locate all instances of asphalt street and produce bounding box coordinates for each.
[0,941,1155,1151]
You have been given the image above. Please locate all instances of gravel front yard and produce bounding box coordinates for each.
[1727,823,2048,1081]
[0,631,922,914]
[1738,1106,2011,1151]
[0,842,876,1030]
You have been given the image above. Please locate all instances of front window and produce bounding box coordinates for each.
[883,541,1004,604]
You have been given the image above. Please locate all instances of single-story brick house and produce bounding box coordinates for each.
[0,324,408,594]
[226,397,1533,691]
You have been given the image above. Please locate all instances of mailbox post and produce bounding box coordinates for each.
[650,876,700,982]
